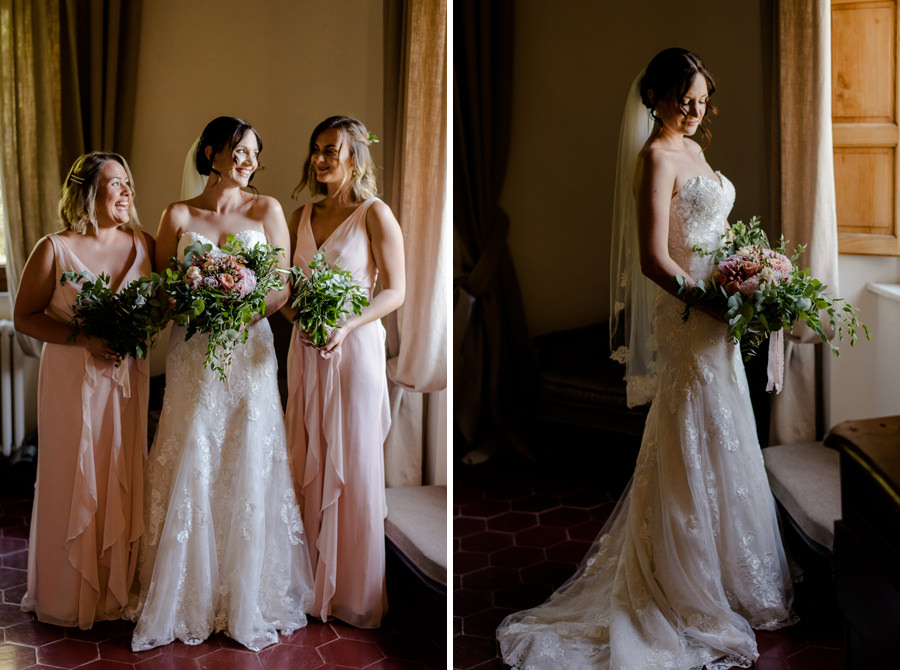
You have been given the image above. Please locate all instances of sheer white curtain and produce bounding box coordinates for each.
[770,0,838,444]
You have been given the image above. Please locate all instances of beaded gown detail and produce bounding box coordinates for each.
[497,174,796,670]
[128,229,314,651]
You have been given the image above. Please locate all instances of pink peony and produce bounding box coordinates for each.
[738,275,761,297]
[235,271,257,298]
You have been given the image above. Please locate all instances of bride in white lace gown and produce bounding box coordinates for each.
[128,117,314,652]
[497,49,795,670]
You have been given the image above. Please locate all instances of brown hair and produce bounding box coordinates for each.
[640,48,718,147]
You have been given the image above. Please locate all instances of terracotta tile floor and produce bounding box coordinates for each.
[0,496,447,670]
[453,443,846,670]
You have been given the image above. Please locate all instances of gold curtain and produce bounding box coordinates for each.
[0,0,142,313]
[0,0,63,311]
[59,0,142,167]
[382,0,448,487]
[770,0,839,444]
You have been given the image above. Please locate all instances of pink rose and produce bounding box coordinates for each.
[740,259,762,276]
[219,274,235,291]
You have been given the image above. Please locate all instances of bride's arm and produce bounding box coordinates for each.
[636,150,692,292]
[259,196,292,318]
[637,150,724,321]
[155,204,185,273]
[278,207,302,324]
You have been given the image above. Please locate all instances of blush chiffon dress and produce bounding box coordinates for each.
[21,230,151,628]
[285,197,392,628]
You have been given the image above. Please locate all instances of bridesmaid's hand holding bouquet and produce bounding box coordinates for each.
[62,271,170,365]
[288,249,369,348]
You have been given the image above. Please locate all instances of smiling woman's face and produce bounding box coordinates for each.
[94,160,133,227]
[211,129,260,187]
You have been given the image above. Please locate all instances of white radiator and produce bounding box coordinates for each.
[0,319,28,457]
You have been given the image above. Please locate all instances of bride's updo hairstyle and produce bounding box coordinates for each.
[640,47,718,147]
[195,116,264,189]
[292,115,378,201]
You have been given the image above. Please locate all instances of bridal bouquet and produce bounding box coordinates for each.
[62,271,170,365]
[678,217,870,359]
[289,249,369,347]
[164,234,284,379]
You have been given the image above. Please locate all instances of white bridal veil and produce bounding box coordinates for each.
[608,70,659,408]
[181,136,207,200]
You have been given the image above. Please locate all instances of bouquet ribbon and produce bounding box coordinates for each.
[113,362,131,398]
[766,329,784,394]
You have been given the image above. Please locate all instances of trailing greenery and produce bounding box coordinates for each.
[679,217,870,359]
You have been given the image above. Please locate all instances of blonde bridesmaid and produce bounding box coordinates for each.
[14,152,153,628]
[282,116,405,628]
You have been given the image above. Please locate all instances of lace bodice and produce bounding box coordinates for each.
[177,229,267,260]
[669,172,735,280]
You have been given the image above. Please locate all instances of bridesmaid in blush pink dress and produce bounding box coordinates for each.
[14,153,153,628]
[282,116,405,628]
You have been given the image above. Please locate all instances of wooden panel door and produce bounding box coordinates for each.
[833,0,900,255]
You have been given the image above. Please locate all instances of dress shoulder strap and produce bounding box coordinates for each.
[359,196,380,215]
[44,233,71,270]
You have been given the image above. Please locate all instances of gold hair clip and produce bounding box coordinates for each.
[68,174,84,185]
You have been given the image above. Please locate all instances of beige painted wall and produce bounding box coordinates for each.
[130,0,384,375]
[501,0,767,337]
[130,0,384,231]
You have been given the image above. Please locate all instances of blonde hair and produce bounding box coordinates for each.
[59,153,141,234]
[292,116,378,202]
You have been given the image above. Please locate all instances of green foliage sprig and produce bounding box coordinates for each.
[678,216,871,360]
[289,249,369,347]
[62,271,170,364]
[163,234,284,380]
